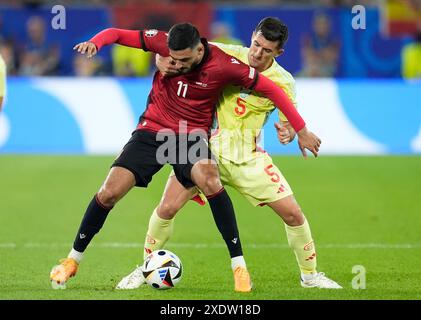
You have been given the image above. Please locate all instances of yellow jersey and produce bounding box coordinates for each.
[210,43,297,163]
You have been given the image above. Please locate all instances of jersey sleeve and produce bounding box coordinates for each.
[139,29,169,56]
[89,28,142,51]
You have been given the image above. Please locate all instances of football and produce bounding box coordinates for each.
[141,249,183,289]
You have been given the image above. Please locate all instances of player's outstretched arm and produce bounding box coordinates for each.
[275,122,318,157]
[74,28,142,58]
[254,74,321,158]
[296,126,321,158]
[73,42,97,58]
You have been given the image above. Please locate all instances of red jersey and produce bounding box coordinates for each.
[90,28,305,134]
[136,30,257,134]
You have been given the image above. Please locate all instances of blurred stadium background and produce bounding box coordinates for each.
[0,0,421,300]
[1,0,420,154]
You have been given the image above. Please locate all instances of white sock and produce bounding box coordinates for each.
[68,248,83,264]
[231,256,246,271]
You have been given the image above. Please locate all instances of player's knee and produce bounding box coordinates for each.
[97,186,120,208]
[157,202,180,219]
[200,175,222,195]
[192,163,222,195]
[283,205,305,226]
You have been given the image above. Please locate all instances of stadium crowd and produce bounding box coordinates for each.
[0,0,418,78]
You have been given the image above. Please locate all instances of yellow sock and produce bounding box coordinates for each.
[143,208,174,259]
[284,218,317,274]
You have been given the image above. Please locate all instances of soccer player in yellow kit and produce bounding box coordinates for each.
[117,17,341,291]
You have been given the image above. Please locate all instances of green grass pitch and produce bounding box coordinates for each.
[0,155,420,300]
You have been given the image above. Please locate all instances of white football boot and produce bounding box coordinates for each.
[115,265,146,290]
[301,272,343,289]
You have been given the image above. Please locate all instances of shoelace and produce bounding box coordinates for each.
[314,272,336,284]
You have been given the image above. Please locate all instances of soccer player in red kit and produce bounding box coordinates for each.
[50,23,321,292]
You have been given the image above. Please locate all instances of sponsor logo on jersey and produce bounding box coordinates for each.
[145,29,158,37]
[195,81,208,87]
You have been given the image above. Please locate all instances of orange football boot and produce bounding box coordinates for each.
[233,266,252,292]
[50,258,79,289]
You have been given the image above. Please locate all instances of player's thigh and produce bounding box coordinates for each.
[100,166,136,195]
[230,153,293,207]
[112,130,164,188]
[184,158,234,207]
[172,134,217,190]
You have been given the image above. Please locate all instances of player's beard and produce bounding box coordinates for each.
[179,59,200,74]
[178,68,189,74]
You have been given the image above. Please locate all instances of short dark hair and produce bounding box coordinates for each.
[255,17,289,49]
[168,23,201,51]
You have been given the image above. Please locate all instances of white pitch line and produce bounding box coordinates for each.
[0,243,16,248]
[0,242,421,249]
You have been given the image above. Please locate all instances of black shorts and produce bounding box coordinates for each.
[112,129,214,188]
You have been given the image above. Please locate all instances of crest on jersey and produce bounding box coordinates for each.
[145,29,158,37]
